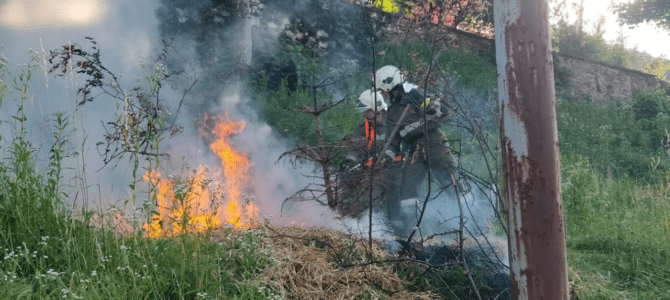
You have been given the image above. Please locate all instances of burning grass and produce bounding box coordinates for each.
[142,113,259,238]
[143,167,225,237]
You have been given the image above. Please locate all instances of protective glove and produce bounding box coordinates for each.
[381,150,404,165]
[364,158,373,167]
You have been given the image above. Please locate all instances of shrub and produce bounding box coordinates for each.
[556,89,670,182]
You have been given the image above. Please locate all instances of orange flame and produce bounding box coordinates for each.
[143,113,258,238]
[208,113,258,228]
[143,167,223,238]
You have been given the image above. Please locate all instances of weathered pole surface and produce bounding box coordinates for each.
[493,0,568,299]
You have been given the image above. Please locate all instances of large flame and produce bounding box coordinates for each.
[143,113,257,238]
[207,113,259,228]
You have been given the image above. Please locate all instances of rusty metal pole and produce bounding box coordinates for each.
[494,0,568,299]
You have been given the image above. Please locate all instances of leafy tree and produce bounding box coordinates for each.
[644,57,670,80]
[611,0,670,31]
[604,30,631,68]
[627,47,659,72]
[551,0,608,61]
[550,0,646,69]
[370,0,493,37]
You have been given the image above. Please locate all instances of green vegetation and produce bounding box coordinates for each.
[645,58,670,81]
[378,42,497,89]
[0,56,279,300]
[558,88,670,298]
[561,155,670,299]
[557,89,670,182]
[246,45,363,146]
[551,0,670,75]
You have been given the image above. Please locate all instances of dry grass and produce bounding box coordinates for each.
[568,265,629,300]
[249,225,435,300]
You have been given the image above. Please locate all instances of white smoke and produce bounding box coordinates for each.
[418,185,497,237]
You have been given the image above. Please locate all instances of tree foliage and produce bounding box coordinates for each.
[549,0,665,71]
[611,0,670,31]
[644,57,670,80]
[551,0,631,68]
[371,0,493,37]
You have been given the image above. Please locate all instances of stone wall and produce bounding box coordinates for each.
[442,28,668,105]
[553,54,667,105]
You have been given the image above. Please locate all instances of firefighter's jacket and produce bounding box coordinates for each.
[345,116,390,163]
[386,89,455,155]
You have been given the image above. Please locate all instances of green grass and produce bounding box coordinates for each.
[0,225,276,299]
[556,91,670,298]
[562,155,670,299]
[0,59,279,300]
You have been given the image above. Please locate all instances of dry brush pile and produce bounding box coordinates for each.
[212,225,436,300]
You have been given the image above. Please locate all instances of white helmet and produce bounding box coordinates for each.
[403,82,418,93]
[374,65,403,92]
[357,89,388,111]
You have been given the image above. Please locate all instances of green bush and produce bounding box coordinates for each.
[557,89,670,182]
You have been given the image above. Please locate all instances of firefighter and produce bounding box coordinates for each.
[374,65,467,236]
[339,89,402,217]
[345,89,396,162]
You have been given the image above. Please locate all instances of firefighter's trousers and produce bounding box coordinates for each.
[387,130,460,236]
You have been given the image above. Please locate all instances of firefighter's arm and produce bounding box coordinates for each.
[398,99,441,138]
